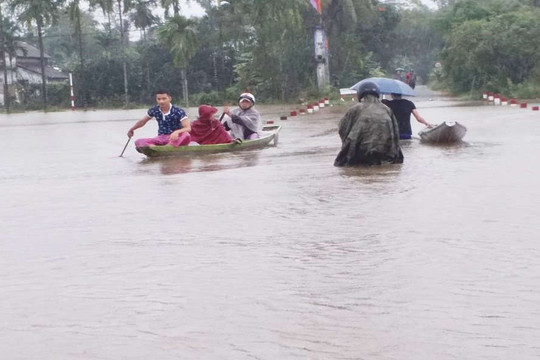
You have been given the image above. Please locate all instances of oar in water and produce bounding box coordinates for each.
[119,137,131,157]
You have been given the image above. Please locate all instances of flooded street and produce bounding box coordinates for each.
[1,87,540,359]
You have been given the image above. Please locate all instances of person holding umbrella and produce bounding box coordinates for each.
[334,81,403,167]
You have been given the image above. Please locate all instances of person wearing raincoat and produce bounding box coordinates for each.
[334,81,404,166]
[222,92,262,140]
[189,105,234,145]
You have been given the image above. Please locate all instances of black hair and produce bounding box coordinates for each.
[155,89,171,96]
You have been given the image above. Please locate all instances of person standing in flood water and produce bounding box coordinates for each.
[334,82,403,166]
[382,93,433,139]
[127,89,191,148]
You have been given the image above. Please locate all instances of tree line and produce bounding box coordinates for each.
[435,0,540,98]
[1,0,539,112]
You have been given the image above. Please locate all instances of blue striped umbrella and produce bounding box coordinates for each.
[350,77,415,97]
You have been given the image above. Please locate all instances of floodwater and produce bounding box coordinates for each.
[1,87,540,360]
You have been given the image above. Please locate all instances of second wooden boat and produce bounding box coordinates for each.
[418,121,467,143]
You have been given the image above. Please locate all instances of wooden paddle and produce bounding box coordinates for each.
[219,111,242,143]
[119,137,131,157]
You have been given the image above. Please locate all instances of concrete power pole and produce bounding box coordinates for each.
[314,25,330,90]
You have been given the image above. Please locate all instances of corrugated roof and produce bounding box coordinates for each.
[17,63,68,80]
[15,41,50,59]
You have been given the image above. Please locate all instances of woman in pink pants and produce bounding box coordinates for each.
[134,133,190,147]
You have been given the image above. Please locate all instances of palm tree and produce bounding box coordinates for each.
[0,9,10,112]
[10,0,61,111]
[67,0,88,108]
[116,0,134,107]
[130,0,158,39]
[2,18,25,84]
[90,0,114,26]
[91,0,134,106]
[130,0,157,99]
[157,15,199,107]
[90,0,133,107]
[1,15,25,112]
[161,0,180,18]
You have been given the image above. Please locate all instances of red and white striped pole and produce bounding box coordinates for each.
[69,73,75,111]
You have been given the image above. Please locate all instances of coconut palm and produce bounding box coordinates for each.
[67,0,88,108]
[10,0,62,111]
[157,15,199,106]
[116,0,133,107]
[90,0,114,26]
[130,0,158,39]
[161,0,180,18]
[0,10,11,112]
[3,22,25,80]
[89,0,131,106]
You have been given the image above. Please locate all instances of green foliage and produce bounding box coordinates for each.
[47,82,70,106]
[157,15,199,69]
[435,0,528,35]
[10,82,69,110]
[387,9,444,82]
[191,88,239,106]
[6,0,540,110]
[230,0,313,102]
[508,81,540,99]
[10,0,63,28]
[441,6,540,94]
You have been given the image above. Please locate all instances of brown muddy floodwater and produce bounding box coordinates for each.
[1,87,540,359]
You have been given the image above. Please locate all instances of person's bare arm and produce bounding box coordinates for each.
[169,118,191,141]
[412,109,433,127]
[127,115,152,137]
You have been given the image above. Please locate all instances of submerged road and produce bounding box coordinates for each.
[1,87,540,359]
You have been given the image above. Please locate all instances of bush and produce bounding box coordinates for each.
[7,82,70,111]
[508,81,540,99]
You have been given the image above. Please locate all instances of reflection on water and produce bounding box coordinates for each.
[338,163,403,182]
[1,99,540,360]
[141,156,194,175]
[140,151,262,175]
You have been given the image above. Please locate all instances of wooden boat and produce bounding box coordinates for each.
[136,125,281,157]
[418,121,467,143]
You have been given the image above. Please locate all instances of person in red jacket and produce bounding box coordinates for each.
[189,105,234,145]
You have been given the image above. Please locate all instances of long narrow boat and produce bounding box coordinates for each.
[418,121,467,143]
[136,125,281,157]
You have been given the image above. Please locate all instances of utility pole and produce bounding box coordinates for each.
[314,24,330,90]
[311,0,329,90]
[118,0,129,108]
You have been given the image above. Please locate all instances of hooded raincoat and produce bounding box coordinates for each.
[334,94,404,166]
[190,105,233,145]
[223,107,262,140]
